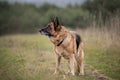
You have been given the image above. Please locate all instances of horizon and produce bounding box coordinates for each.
[0,0,85,7]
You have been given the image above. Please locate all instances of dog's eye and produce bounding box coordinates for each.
[47,26,51,31]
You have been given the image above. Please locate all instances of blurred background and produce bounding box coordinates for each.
[0,0,120,35]
[0,0,120,80]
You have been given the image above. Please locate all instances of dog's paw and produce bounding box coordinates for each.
[53,71,59,75]
[79,73,85,76]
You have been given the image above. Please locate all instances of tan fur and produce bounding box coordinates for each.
[49,26,84,75]
[40,18,84,75]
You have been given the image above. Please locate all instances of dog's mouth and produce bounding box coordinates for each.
[40,31,47,35]
[39,30,48,35]
[39,30,52,36]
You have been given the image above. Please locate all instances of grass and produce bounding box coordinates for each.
[0,34,94,80]
[0,29,120,80]
[79,27,120,80]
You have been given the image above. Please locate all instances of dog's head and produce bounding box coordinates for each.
[39,17,61,37]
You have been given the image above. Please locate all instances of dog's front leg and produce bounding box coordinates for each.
[54,55,61,74]
[69,54,75,75]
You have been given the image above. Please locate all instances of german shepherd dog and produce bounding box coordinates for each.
[39,17,84,75]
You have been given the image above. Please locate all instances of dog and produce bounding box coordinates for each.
[39,17,84,75]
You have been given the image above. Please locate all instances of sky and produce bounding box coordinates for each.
[3,0,85,7]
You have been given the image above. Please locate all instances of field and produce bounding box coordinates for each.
[0,28,120,80]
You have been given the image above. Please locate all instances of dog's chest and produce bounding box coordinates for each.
[55,47,70,59]
[61,50,70,59]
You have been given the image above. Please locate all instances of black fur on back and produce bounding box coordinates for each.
[75,34,81,50]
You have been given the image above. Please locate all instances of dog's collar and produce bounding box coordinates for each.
[57,38,65,46]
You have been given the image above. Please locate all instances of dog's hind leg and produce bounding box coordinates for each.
[77,49,84,75]
[80,49,84,75]
[69,54,75,75]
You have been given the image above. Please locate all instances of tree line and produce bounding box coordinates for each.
[0,0,120,35]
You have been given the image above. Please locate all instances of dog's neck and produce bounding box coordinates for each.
[49,33,67,46]
[49,26,68,46]
[57,37,66,46]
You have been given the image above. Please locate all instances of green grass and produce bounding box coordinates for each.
[80,27,120,79]
[85,45,120,79]
[0,33,120,80]
[0,34,94,80]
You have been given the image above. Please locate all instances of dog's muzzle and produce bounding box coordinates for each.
[39,29,52,36]
[39,29,45,35]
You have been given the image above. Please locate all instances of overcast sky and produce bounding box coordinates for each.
[3,0,85,7]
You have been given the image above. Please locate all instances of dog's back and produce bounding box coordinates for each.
[70,31,82,50]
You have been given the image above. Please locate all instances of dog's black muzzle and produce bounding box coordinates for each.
[39,29,44,34]
[39,29,52,36]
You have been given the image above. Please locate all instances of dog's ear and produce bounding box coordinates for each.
[54,17,61,31]
[55,17,60,27]
[51,17,55,23]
